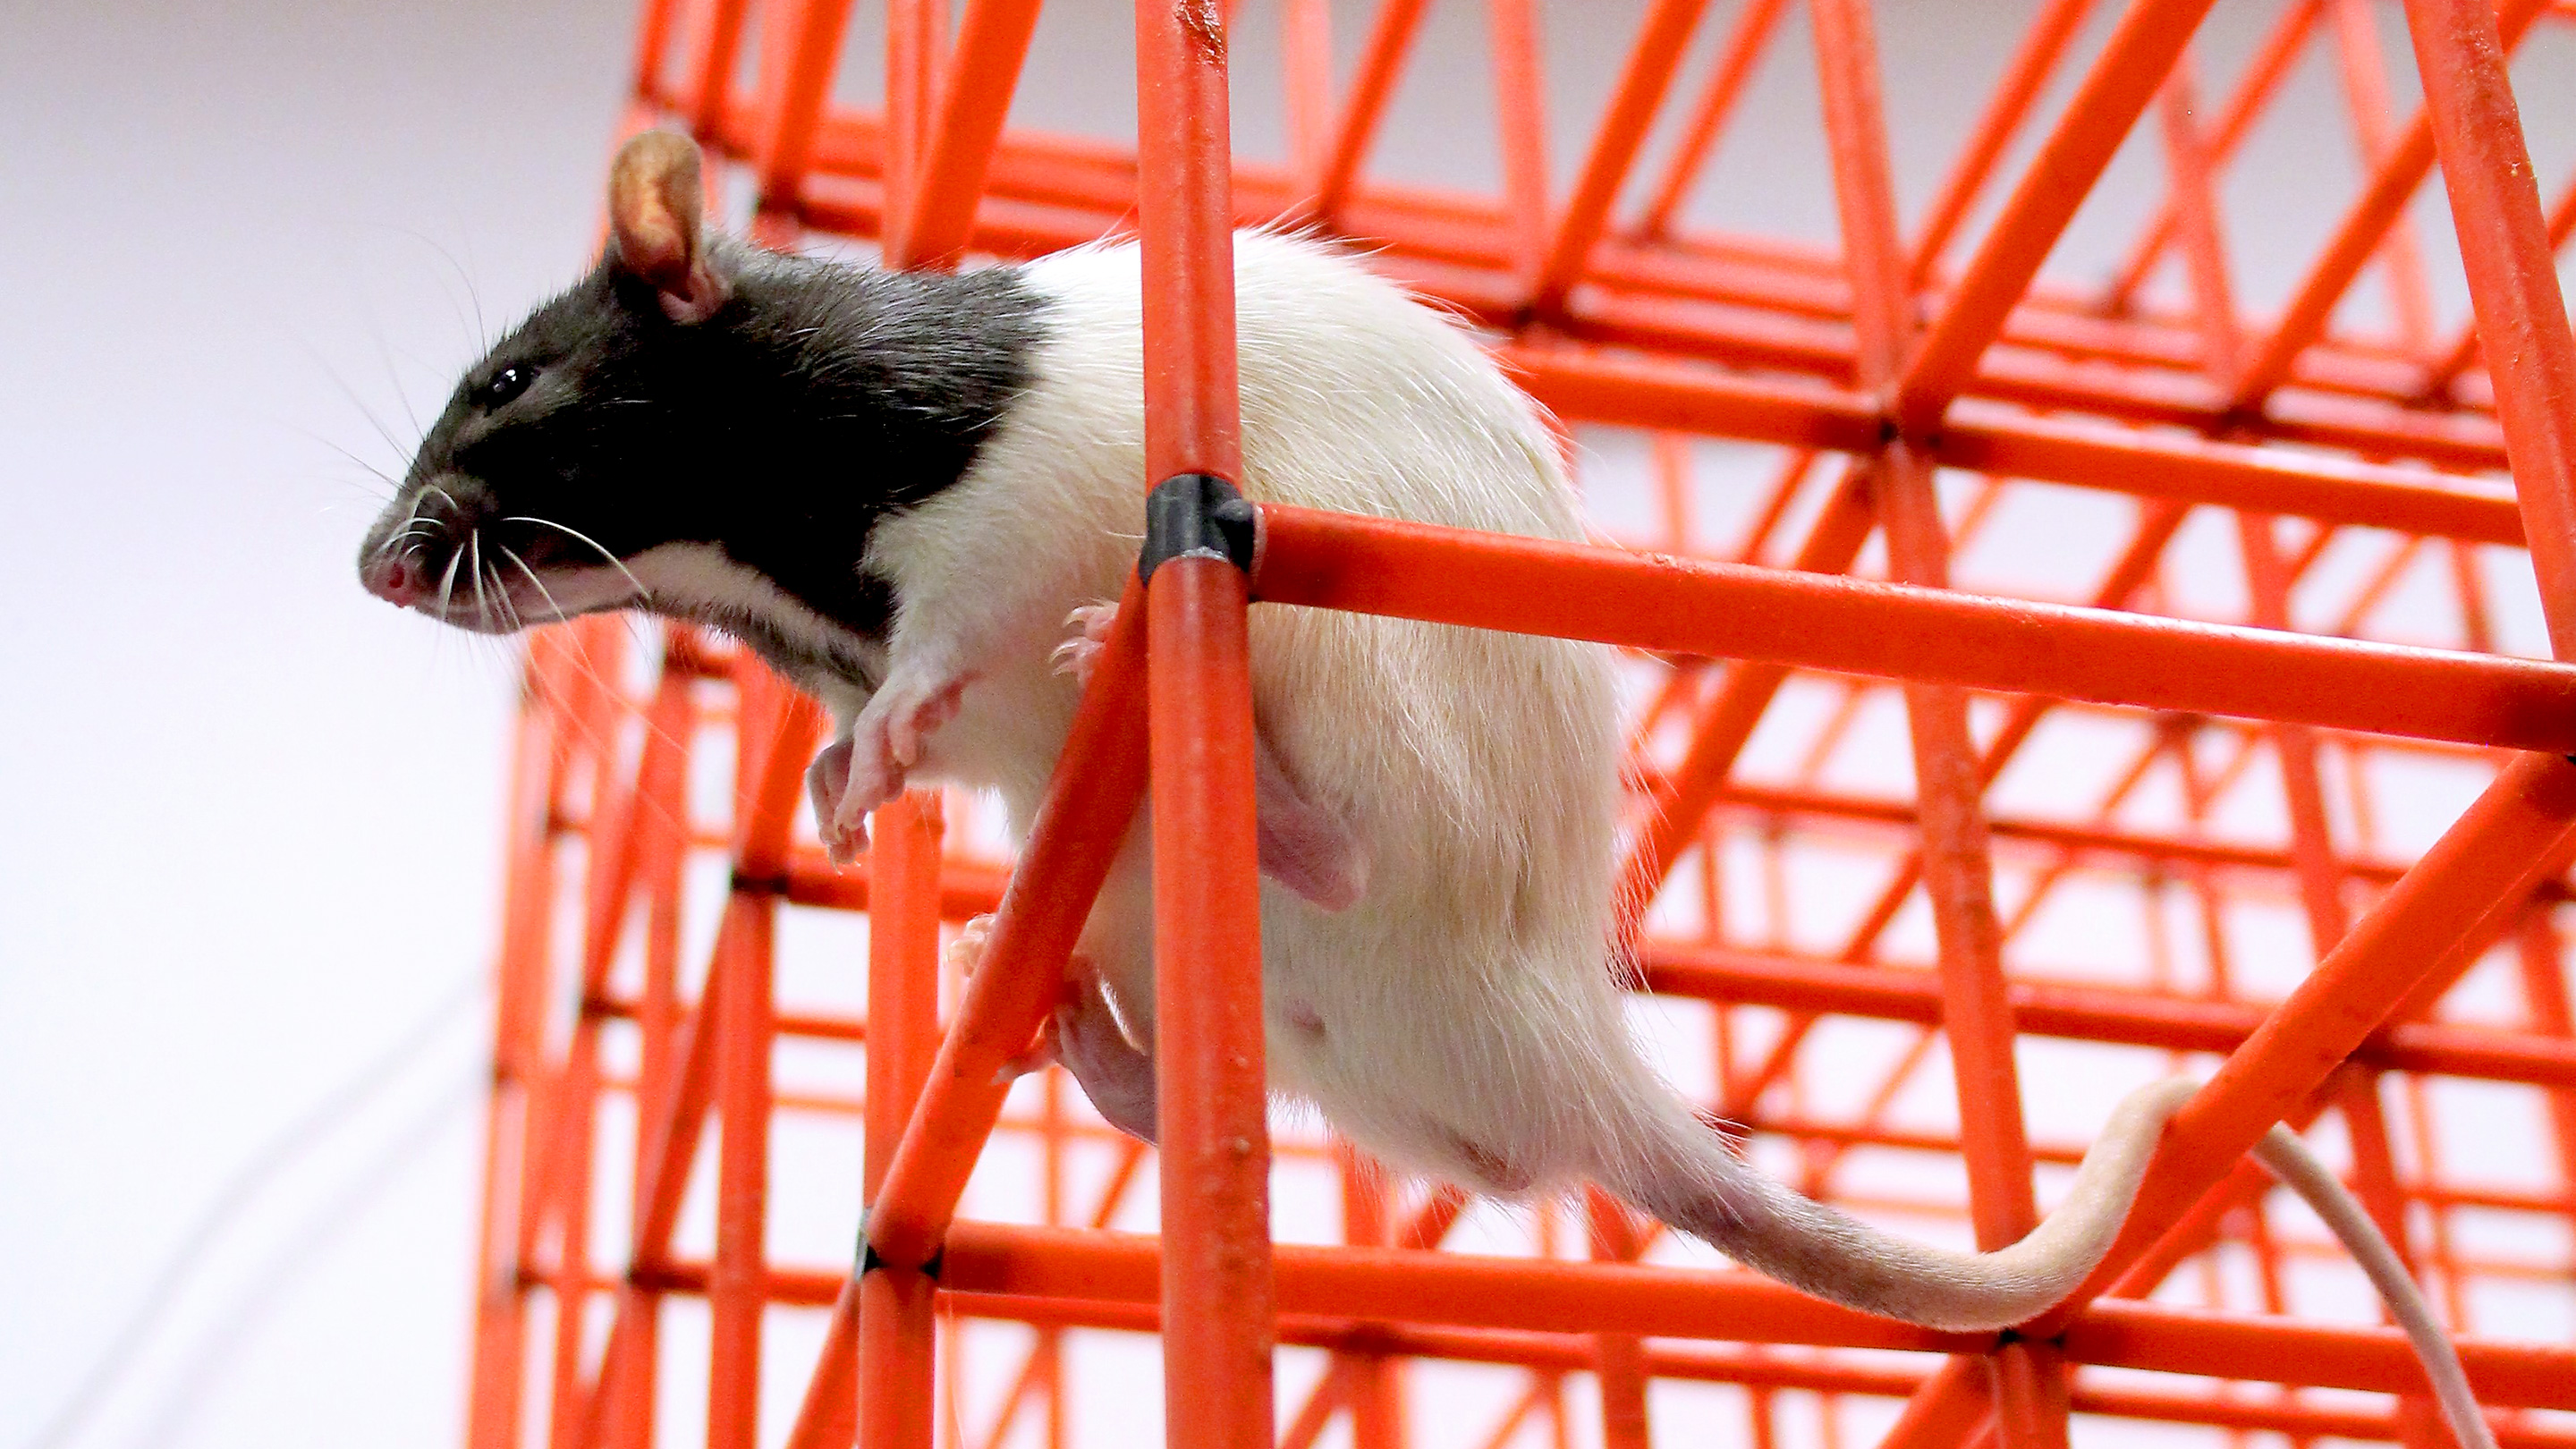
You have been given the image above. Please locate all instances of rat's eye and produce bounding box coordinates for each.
[479,365,535,409]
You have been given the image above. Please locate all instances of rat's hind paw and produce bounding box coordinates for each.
[1048,603,1121,685]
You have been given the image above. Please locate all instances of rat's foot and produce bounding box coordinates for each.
[1052,601,1366,910]
[1053,955,1158,1144]
[946,914,1057,1077]
[946,913,1158,1142]
[820,667,977,863]
[1048,603,1121,685]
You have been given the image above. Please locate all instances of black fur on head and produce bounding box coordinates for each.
[355,132,1046,675]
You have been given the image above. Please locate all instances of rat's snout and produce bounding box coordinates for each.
[360,550,431,606]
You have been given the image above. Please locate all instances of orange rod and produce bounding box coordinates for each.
[864,577,1149,1270]
[1633,0,1793,242]
[685,0,753,138]
[705,893,775,1449]
[1133,1,1275,1439]
[1894,0,2218,435]
[921,1223,2576,1407]
[1306,0,1430,222]
[750,0,859,214]
[1905,0,2097,284]
[1530,0,1713,315]
[902,0,1047,267]
[2402,0,2576,657]
[1251,504,2576,754]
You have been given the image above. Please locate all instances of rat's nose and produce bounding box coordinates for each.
[361,550,429,606]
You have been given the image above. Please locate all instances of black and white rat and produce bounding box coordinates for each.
[357,133,2495,1434]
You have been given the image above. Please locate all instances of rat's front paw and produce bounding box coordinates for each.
[819,668,978,863]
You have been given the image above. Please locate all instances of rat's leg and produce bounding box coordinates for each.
[948,912,1159,1142]
[1055,603,1368,911]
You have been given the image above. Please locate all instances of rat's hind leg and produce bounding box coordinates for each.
[946,912,1159,1143]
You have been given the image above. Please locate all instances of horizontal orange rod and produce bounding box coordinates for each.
[1500,348,2522,544]
[912,1224,2576,1407]
[644,1260,2576,1444]
[1643,942,2576,1090]
[1250,504,2576,752]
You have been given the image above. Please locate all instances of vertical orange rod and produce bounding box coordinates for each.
[706,671,814,1449]
[851,792,949,1449]
[599,656,697,1449]
[750,0,860,220]
[2325,0,2437,354]
[1809,2,2058,1442]
[2236,513,2352,957]
[1904,0,2097,284]
[902,0,1049,268]
[2155,57,2245,387]
[1584,1191,1653,1449]
[1815,0,2055,1435]
[2514,909,2576,1212]
[685,0,754,138]
[631,0,689,102]
[2333,1069,2444,1449]
[884,0,946,263]
[704,893,775,1449]
[466,647,575,1449]
[1282,0,1331,182]
[1136,4,1274,1439]
[1342,1155,1402,1449]
[1530,0,1714,317]
[1487,0,1550,289]
[1894,0,2217,435]
[1305,0,1431,224]
[1631,0,1792,243]
[2400,0,2576,657]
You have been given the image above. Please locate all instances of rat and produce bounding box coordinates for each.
[358,131,2495,1439]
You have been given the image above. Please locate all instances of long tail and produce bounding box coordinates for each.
[2251,1125,2495,1449]
[1609,1076,2192,1332]
[1605,1076,2493,1447]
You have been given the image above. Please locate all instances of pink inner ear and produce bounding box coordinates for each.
[606,132,707,298]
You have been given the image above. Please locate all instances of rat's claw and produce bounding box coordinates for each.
[1052,603,1120,684]
[808,737,875,862]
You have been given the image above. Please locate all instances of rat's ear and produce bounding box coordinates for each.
[607,131,731,324]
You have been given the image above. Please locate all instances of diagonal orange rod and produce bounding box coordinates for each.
[1894,0,2219,435]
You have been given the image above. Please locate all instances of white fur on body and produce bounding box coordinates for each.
[841,233,2474,1356]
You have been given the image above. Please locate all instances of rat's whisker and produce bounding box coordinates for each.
[470,530,493,630]
[436,548,463,623]
[499,546,571,625]
[501,516,648,602]
[422,484,463,518]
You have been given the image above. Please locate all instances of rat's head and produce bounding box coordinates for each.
[356,131,742,633]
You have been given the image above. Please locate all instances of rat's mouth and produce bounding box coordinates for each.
[360,497,649,634]
[415,560,648,634]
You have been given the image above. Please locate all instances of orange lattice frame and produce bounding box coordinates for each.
[457,1,2576,1446]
